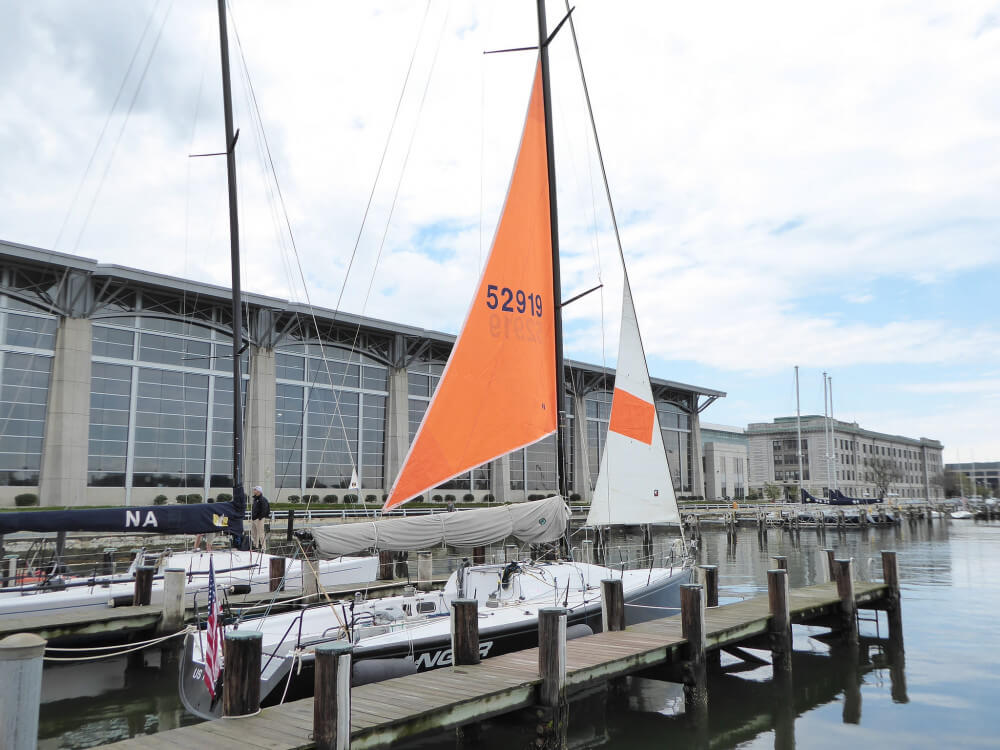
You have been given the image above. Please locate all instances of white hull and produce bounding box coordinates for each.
[0,549,377,619]
[180,559,692,719]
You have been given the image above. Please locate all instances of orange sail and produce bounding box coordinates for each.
[383,61,556,511]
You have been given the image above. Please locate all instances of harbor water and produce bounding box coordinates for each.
[37,518,1000,749]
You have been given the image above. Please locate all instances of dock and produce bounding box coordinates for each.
[88,563,899,750]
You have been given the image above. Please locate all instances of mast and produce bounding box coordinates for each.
[823,372,831,493]
[536,0,568,499]
[795,366,803,502]
[829,374,838,492]
[217,0,246,495]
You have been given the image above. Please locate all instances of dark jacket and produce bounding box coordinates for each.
[251,493,270,520]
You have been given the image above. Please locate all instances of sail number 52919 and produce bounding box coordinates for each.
[485,285,543,317]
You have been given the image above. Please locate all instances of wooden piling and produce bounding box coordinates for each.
[768,569,792,675]
[2,554,16,588]
[472,546,486,565]
[537,607,568,710]
[824,548,837,583]
[55,530,66,566]
[269,557,285,592]
[133,565,154,606]
[378,550,394,581]
[0,633,46,750]
[314,642,352,750]
[772,555,788,571]
[680,584,707,717]
[600,579,625,632]
[698,565,719,607]
[881,550,903,642]
[223,630,262,718]
[417,551,433,592]
[286,508,295,542]
[834,559,857,643]
[302,559,320,603]
[450,599,480,665]
[699,565,720,671]
[160,568,185,633]
[102,548,117,577]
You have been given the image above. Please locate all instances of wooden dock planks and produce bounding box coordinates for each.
[92,580,890,750]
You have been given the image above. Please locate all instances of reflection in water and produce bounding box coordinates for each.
[39,519,1000,749]
[38,646,198,749]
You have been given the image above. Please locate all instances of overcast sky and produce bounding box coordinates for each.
[2,0,998,464]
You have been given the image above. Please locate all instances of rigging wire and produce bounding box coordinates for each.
[71,0,176,255]
[52,0,165,254]
[226,1,434,510]
[562,0,685,542]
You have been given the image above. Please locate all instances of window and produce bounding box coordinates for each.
[88,363,131,486]
[275,384,302,489]
[131,368,208,487]
[0,352,52,485]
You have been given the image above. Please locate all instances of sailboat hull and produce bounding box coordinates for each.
[0,550,377,623]
[179,563,691,720]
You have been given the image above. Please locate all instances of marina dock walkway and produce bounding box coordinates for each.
[92,580,889,750]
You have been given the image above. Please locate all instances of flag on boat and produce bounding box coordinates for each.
[349,468,359,490]
[203,558,222,698]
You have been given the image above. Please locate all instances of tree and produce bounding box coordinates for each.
[867,457,903,500]
[763,482,781,501]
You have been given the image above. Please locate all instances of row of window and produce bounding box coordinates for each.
[2,310,700,495]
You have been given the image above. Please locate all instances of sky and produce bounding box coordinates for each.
[1,0,998,463]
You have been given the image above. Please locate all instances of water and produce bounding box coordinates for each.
[36,519,1000,749]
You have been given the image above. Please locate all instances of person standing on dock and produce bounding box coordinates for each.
[251,486,270,551]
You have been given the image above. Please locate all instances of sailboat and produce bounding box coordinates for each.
[0,0,377,620]
[179,0,691,719]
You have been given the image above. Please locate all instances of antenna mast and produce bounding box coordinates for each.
[217,0,246,495]
[535,0,568,499]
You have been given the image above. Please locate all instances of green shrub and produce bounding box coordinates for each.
[484,494,495,503]
[344,494,358,504]
[175,494,187,504]
[365,494,377,503]
[444,494,456,503]
[412,494,424,504]
[185,493,203,504]
[216,493,233,503]
[153,494,168,505]
[304,494,320,504]
[382,493,388,502]
[569,493,581,502]
[323,494,338,504]
[432,494,443,503]
[527,494,542,501]
[463,493,475,502]
[14,493,38,507]
[288,495,300,504]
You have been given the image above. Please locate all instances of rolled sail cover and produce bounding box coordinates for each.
[311,495,569,557]
[0,501,244,536]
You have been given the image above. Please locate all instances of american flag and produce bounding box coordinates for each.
[203,557,222,698]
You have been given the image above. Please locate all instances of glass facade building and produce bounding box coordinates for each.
[0,242,725,506]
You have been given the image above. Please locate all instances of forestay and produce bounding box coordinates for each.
[311,495,569,557]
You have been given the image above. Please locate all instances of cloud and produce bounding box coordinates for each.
[1,0,999,457]
[843,293,874,304]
